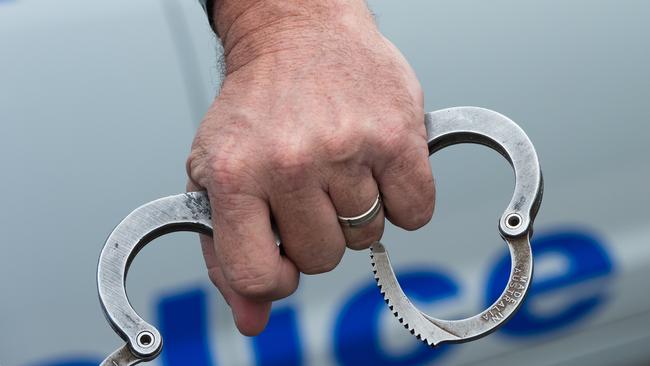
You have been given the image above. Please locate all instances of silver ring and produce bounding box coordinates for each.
[337,194,382,228]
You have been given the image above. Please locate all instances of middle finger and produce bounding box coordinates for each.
[270,186,346,275]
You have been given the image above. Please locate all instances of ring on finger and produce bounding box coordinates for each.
[337,194,382,228]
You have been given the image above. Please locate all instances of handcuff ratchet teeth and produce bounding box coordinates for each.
[371,106,543,346]
[97,106,543,364]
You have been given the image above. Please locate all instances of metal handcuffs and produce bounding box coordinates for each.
[98,106,543,365]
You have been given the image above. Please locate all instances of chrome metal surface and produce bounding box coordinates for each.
[99,343,146,366]
[370,106,542,346]
[97,192,211,363]
[97,106,542,363]
[337,194,383,228]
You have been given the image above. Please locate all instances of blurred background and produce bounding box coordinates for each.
[1,0,648,365]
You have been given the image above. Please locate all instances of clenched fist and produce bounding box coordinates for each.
[187,0,435,335]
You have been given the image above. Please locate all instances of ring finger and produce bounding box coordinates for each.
[329,169,385,250]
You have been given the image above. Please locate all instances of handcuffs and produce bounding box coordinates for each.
[98,107,543,365]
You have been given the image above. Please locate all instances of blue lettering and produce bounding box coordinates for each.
[30,228,616,366]
[334,269,457,366]
[252,306,303,366]
[486,229,614,336]
[158,287,215,366]
[157,286,303,366]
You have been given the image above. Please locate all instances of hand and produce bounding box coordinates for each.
[187,0,435,336]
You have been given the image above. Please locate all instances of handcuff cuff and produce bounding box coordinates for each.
[97,106,543,365]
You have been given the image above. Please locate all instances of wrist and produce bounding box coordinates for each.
[211,0,377,74]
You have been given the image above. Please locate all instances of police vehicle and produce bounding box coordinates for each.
[1,1,648,365]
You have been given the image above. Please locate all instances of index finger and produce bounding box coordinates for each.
[209,190,300,301]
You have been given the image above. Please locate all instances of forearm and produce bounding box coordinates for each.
[207,0,376,73]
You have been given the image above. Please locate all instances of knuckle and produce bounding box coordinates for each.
[398,209,432,231]
[383,164,435,231]
[377,125,412,158]
[208,155,251,191]
[395,196,434,231]
[301,260,337,275]
[268,142,314,178]
[272,151,313,175]
[189,123,259,193]
[346,222,384,250]
[382,135,430,180]
[227,265,279,298]
[186,146,209,186]
[347,229,383,250]
[374,109,425,156]
[320,130,363,163]
[299,248,344,275]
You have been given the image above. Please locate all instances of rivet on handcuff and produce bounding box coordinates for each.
[97,107,543,365]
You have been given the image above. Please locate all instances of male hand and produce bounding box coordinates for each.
[187,0,435,336]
